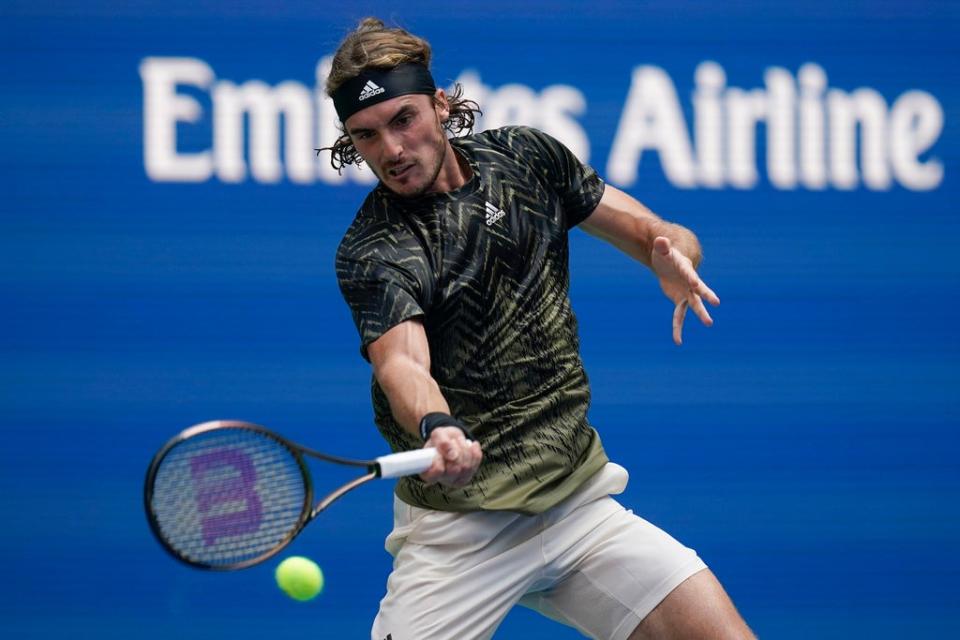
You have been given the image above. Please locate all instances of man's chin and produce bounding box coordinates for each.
[383,182,425,198]
[382,175,431,198]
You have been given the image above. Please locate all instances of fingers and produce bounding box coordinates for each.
[674,290,718,344]
[438,438,471,486]
[677,261,720,308]
[672,300,687,345]
[448,441,482,487]
[653,235,672,256]
[656,236,720,295]
[420,442,450,483]
[420,427,482,487]
[691,276,720,307]
[688,292,713,327]
[654,241,719,303]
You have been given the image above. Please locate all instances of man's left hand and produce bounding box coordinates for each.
[650,236,720,345]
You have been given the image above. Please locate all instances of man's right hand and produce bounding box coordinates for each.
[421,426,483,487]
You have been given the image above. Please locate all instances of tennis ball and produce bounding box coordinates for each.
[275,556,324,601]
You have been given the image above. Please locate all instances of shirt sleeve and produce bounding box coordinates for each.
[512,126,606,229]
[336,250,429,362]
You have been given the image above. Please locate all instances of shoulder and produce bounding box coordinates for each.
[460,127,578,177]
[453,127,568,182]
[336,191,433,283]
[337,190,407,262]
[455,125,552,155]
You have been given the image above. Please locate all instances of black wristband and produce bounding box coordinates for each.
[418,412,473,442]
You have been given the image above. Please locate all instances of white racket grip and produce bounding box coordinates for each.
[376,447,438,479]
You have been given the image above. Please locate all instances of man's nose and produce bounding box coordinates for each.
[381,132,403,160]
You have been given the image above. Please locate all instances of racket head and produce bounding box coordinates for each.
[144,420,313,570]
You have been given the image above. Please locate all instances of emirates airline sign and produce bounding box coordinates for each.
[140,57,944,192]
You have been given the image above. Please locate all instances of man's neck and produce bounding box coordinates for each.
[427,141,472,194]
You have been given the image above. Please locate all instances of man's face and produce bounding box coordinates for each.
[344,92,450,197]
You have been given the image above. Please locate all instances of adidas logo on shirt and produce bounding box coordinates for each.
[358,80,385,101]
[484,201,507,226]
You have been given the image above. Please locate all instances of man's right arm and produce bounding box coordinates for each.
[367,318,482,487]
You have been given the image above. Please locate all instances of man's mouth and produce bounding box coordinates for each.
[388,163,414,179]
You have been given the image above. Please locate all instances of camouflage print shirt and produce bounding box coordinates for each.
[336,126,608,515]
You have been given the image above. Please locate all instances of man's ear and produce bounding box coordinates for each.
[433,88,451,123]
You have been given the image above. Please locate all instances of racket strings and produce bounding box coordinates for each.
[150,429,307,567]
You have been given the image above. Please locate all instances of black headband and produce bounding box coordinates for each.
[332,63,437,122]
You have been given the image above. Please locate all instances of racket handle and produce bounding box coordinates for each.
[376,447,438,479]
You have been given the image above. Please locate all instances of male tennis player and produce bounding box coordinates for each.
[325,17,754,640]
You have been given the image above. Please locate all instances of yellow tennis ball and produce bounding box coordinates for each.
[275,556,324,601]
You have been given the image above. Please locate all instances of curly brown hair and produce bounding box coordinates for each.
[318,17,480,173]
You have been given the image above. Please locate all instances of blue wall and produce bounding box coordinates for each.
[2,1,958,638]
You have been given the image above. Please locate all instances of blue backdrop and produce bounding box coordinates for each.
[2,1,958,638]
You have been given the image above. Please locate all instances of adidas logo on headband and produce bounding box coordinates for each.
[358,80,385,101]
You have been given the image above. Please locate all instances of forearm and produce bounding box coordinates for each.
[373,355,450,439]
[367,320,452,440]
[366,321,481,484]
[582,185,703,268]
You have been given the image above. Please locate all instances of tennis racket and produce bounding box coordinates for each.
[144,419,437,570]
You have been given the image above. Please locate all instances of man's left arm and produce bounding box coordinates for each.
[579,184,720,345]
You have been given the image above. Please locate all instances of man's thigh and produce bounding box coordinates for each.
[628,568,755,640]
[520,502,707,640]
[372,509,543,640]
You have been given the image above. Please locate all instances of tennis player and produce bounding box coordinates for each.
[325,18,754,640]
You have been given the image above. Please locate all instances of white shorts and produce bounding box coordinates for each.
[371,463,707,640]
